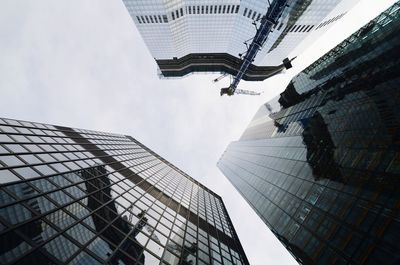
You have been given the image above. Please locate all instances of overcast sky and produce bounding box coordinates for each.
[0,0,396,264]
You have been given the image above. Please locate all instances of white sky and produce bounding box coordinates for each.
[0,1,395,264]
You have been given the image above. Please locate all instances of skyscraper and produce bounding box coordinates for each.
[122,0,360,79]
[0,118,249,265]
[218,3,400,264]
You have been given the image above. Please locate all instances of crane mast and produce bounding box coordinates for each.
[220,0,290,96]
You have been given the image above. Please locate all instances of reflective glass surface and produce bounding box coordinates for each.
[0,120,248,265]
[122,0,358,68]
[219,3,400,265]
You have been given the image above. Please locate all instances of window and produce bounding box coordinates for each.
[0,169,20,183]
[188,6,191,14]
[44,235,79,262]
[136,16,142,24]
[235,5,240,13]
[1,155,24,167]
[243,8,248,16]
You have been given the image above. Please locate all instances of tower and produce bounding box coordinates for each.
[123,0,360,82]
[218,3,400,264]
[0,118,248,265]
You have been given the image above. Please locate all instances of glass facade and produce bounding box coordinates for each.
[0,119,248,265]
[218,3,400,265]
[122,0,359,77]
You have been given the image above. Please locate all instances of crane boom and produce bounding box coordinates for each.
[235,89,262,96]
[213,73,228,83]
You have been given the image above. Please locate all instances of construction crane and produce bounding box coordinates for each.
[167,241,198,265]
[127,207,161,243]
[213,73,228,83]
[236,89,262,96]
[220,87,262,96]
[127,208,148,237]
[217,72,262,96]
[220,0,290,96]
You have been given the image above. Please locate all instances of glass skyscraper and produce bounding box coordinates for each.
[122,0,360,79]
[218,3,400,264]
[0,118,248,265]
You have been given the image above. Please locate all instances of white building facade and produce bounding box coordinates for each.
[123,0,360,76]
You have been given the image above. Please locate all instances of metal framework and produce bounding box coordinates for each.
[221,0,290,96]
[0,119,251,265]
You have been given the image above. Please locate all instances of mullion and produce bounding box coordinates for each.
[1,152,156,187]
[0,160,162,236]
[3,162,165,265]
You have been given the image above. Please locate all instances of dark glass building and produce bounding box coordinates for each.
[218,3,400,265]
[0,118,248,265]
